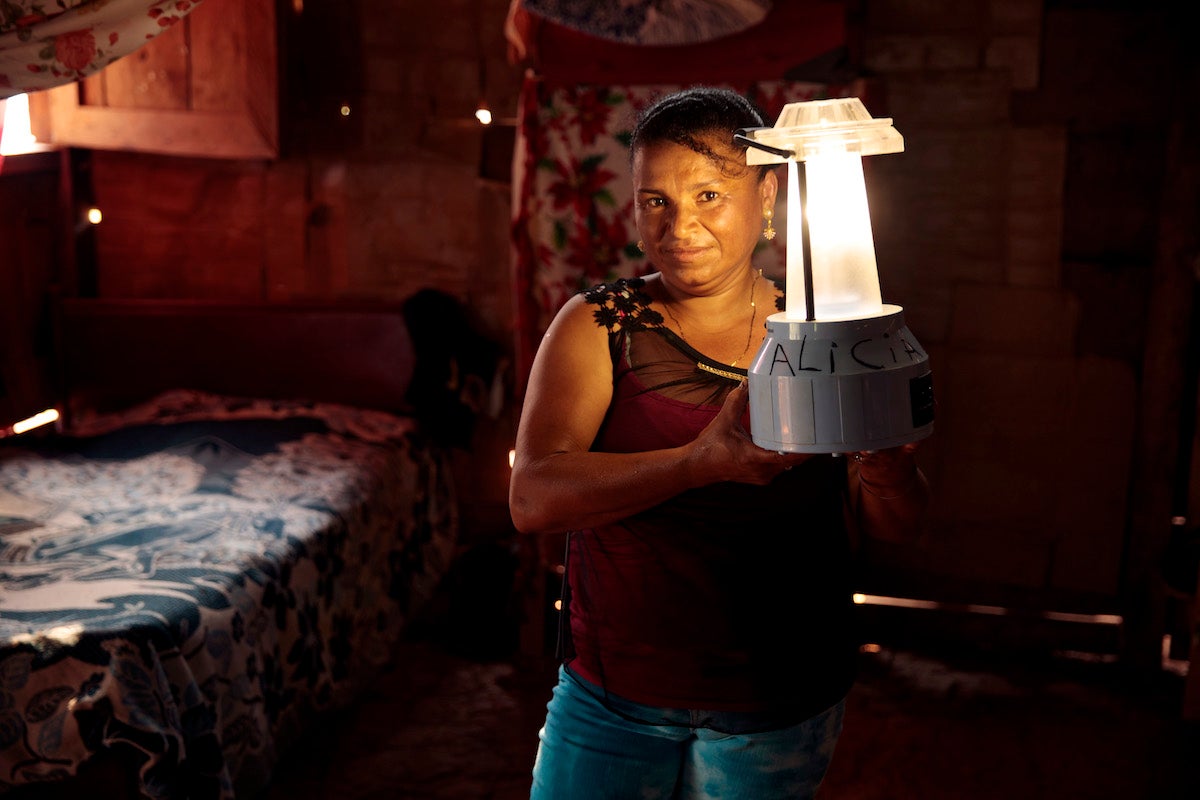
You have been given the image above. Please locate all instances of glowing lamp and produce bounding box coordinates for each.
[738,98,934,453]
[1,408,59,438]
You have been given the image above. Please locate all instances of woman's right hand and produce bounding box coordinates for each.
[686,381,811,486]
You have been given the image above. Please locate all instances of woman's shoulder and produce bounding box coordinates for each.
[579,276,664,334]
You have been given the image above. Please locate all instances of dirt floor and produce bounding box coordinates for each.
[263,623,1199,800]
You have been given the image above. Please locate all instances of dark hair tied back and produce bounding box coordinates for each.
[630,86,769,175]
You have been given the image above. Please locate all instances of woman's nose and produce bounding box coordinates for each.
[667,204,697,236]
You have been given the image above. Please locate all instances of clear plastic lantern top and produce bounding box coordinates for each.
[743,97,903,165]
[741,97,904,321]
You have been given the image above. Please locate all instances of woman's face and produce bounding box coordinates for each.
[632,134,776,293]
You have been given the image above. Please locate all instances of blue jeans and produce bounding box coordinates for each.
[530,666,845,800]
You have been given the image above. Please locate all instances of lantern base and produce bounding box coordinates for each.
[747,307,934,454]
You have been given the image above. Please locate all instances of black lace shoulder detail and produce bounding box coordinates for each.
[582,277,664,334]
[771,276,786,313]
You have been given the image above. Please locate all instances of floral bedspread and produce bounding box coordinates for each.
[0,391,458,798]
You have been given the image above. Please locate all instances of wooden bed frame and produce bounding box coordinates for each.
[54,298,418,423]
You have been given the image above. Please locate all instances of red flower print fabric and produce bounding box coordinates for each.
[0,0,201,99]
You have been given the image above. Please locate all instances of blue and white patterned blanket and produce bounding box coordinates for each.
[0,391,458,798]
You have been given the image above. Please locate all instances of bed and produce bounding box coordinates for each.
[0,298,470,799]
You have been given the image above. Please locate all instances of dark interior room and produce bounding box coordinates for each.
[1,0,1198,798]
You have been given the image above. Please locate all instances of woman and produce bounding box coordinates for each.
[509,86,930,800]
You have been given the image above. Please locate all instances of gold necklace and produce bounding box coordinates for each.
[661,270,760,367]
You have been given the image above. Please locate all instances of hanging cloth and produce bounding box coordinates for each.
[519,0,773,46]
[0,0,204,100]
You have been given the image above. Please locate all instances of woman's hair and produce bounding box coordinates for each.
[629,86,770,176]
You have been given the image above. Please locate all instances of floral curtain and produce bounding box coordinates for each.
[1,0,204,171]
[509,74,857,391]
[0,0,203,99]
[0,0,202,99]
[518,0,773,46]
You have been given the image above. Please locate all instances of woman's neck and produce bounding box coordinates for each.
[656,269,764,366]
[657,269,760,330]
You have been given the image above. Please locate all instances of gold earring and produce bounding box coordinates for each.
[637,240,646,253]
[762,209,776,241]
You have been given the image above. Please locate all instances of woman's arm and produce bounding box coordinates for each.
[508,294,806,535]
[847,443,931,545]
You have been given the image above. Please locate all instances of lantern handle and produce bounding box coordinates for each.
[733,130,795,160]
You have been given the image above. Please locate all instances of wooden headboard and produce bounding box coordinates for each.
[55,298,417,420]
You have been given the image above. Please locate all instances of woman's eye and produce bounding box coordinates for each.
[700,191,720,202]
[644,197,665,208]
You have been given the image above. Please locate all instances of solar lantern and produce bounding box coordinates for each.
[737,98,934,453]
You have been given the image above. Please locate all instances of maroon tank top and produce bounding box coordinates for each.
[560,277,858,719]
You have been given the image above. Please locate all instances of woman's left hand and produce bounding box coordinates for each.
[849,442,930,543]
[852,443,921,489]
